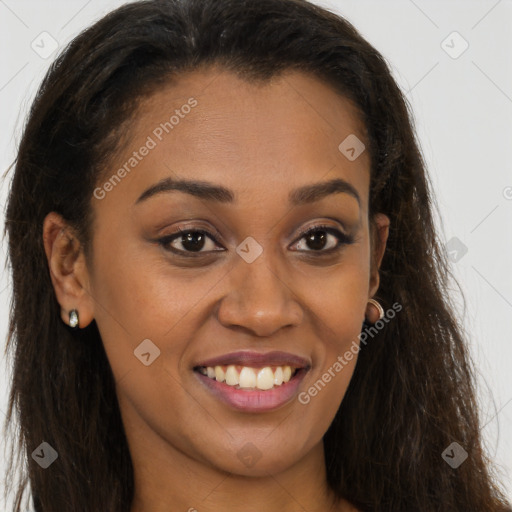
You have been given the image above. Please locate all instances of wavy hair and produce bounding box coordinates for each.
[3,0,510,510]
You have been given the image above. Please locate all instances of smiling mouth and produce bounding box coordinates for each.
[194,364,301,391]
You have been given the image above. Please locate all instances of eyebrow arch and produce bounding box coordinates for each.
[135,177,360,207]
[135,178,234,204]
[289,178,361,207]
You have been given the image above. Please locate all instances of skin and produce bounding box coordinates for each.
[43,68,389,512]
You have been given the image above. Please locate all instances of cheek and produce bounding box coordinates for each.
[89,227,217,338]
[301,243,371,340]
[296,284,363,435]
[298,357,357,428]
[296,248,370,419]
[86,231,185,380]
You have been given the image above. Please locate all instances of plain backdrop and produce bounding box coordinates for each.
[1,0,511,509]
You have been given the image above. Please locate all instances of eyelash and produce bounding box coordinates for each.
[156,224,355,258]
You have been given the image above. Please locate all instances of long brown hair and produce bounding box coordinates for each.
[3,0,510,510]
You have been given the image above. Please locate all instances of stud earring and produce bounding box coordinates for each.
[69,309,79,329]
[365,298,384,324]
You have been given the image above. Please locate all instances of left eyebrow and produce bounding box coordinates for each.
[134,177,361,207]
[289,178,361,207]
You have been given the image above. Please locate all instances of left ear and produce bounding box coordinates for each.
[368,212,390,298]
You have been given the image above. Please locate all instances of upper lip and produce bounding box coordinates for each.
[193,350,311,369]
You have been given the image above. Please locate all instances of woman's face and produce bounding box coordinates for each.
[56,68,388,477]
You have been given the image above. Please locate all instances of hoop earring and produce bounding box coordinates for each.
[366,298,384,323]
[69,309,79,329]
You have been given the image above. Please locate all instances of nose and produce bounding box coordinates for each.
[216,255,303,337]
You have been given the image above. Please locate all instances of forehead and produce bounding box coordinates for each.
[97,67,371,213]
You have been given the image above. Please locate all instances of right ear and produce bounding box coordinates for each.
[368,212,390,298]
[42,212,95,329]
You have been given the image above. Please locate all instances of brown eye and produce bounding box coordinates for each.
[158,229,223,255]
[292,225,354,253]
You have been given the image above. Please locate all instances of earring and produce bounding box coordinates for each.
[69,309,79,329]
[365,298,384,324]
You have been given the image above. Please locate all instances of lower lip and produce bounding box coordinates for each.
[194,368,308,412]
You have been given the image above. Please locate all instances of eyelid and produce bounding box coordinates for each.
[175,224,223,240]
[164,223,224,246]
[289,223,354,252]
[293,222,348,240]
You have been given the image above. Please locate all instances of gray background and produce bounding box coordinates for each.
[1,0,511,508]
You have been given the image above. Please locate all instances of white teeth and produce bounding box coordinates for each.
[273,366,284,385]
[239,367,257,388]
[199,364,298,390]
[215,366,225,383]
[225,365,239,386]
[256,367,275,390]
